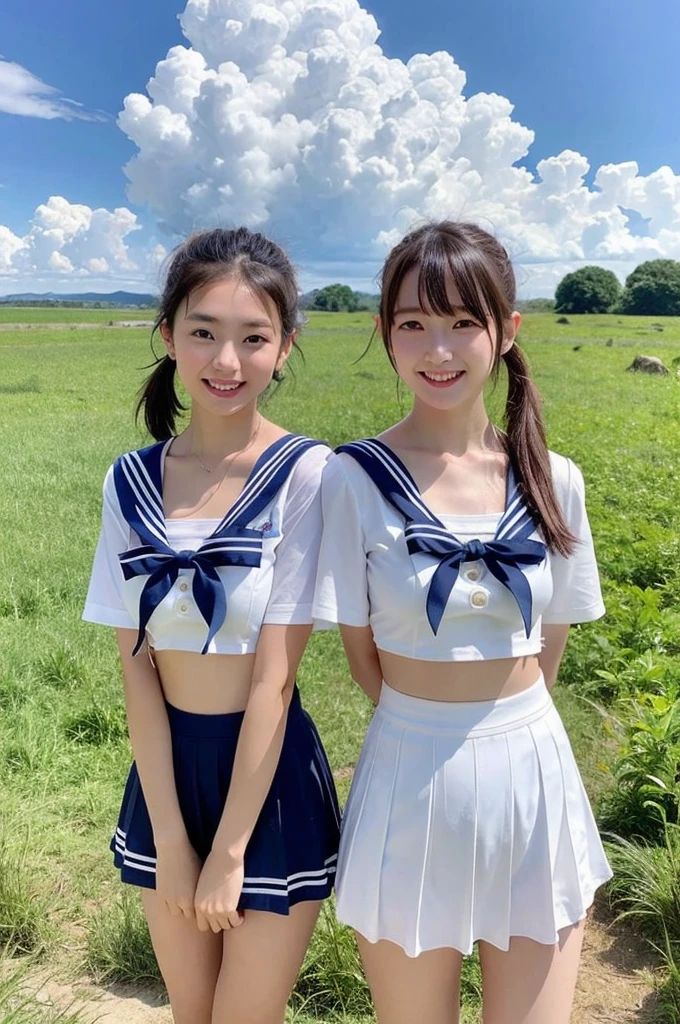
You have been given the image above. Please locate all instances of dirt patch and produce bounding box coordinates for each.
[0,321,154,331]
[572,898,661,1023]
[32,973,171,1024]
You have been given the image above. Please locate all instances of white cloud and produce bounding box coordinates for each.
[0,197,164,292]
[0,58,103,121]
[113,0,680,287]
[0,225,26,273]
[2,0,680,296]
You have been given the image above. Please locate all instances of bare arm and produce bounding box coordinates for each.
[116,629,186,844]
[116,630,202,918]
[538,624,571,689]
[194,623,312,931]
[339,624,383,704]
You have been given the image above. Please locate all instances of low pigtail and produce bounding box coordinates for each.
[502,344,575,556]
[136,354,185,442]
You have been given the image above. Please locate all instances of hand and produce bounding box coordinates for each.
[154,835,202,919]
[194,851,245,933]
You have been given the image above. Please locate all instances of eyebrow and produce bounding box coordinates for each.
[184,312,274,328]
[393,305,469,317]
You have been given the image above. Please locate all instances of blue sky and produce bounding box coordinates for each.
[1,0,678,295]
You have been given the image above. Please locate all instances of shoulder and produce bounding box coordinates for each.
[548,450,585,499]
[280,438,332,504]
[287,438,332,482]
[320,448,387,517]
[321,447,372,490]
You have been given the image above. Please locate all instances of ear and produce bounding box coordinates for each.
[373,313,382,334]
[160,320,176,360]
[276,330,295,372]
[500,311,521,356]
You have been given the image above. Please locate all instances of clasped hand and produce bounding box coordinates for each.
[156,839,245,932]
[194,849,245,932]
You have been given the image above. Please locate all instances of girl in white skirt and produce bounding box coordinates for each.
[314,221,612,1024]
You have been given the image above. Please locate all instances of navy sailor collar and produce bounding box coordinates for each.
[337,438,547,637]
[113,433,322,654]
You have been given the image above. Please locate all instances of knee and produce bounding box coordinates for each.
[212,991,287,1024]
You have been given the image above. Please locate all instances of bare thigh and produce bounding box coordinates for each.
[479,920,586,1024]
[211,900,321,1024]
[143,889,222,1024]
[356,932,463,1024]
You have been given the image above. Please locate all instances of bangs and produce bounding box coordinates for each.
[415,242,492,327]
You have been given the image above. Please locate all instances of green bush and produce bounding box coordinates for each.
[599,682,680,842]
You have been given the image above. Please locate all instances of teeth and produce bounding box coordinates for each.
[423,371,461,381]
[208,380,241,391]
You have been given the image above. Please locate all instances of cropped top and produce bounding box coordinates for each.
[83,434,330,655]
[312,440,605,662]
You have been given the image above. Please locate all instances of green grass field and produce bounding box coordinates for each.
[0,309,679,1022]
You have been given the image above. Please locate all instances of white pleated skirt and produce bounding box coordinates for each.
[336,676,612,957]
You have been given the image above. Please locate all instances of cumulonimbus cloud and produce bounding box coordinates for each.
[2,0,679,293]
[115,0,680,277]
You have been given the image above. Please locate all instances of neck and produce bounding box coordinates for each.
[404,396,501,457]
[183,402,262,461]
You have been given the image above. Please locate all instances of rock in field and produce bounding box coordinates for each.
[626,354,670,375]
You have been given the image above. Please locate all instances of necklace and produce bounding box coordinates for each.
[191,416,263,476]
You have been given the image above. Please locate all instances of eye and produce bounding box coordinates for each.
[192,328,214,340]
[453,318,479,329]
[397,320,423,331]
[244,334,268,345]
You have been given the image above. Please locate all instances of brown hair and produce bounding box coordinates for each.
[137,227,302,440]
[379,221,575,555]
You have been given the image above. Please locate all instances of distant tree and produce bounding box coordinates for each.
[516,298,555,313]
[310,284,359,312]
[554,266,621,314]
[620,259,680,316]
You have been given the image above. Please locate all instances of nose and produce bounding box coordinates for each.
[211,340,240,373]
[425,331,454,365]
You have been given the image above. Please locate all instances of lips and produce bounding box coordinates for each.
[203,378,245,397]
[418,370,465,388]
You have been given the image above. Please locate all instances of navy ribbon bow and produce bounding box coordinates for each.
[114,434,320,655]
[404,527,546,635]
[337,439,547,638]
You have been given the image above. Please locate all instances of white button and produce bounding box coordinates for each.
[470,589,489,609]
[464,565,481,582]
[178,581,189,592]
[178,602,189,614]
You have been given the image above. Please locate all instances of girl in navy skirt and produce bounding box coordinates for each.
[84,227,340,1024]
[314,222,611,1024]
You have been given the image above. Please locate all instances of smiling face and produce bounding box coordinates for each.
[160,275,292,418]
[387,267,519,412]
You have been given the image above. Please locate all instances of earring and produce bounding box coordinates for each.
[273,369,284,383]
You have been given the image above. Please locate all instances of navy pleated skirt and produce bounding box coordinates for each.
[111,687,341,914]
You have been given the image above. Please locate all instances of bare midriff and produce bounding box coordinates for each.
[152,649,256,715]
[377,650,543,703]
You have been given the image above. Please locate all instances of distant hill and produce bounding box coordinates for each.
[0,290,157,307]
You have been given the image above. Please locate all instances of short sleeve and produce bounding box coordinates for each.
[543,458,606,625]
[312,454,370,628]
[82,465,137,629]
[262,444,331,626]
